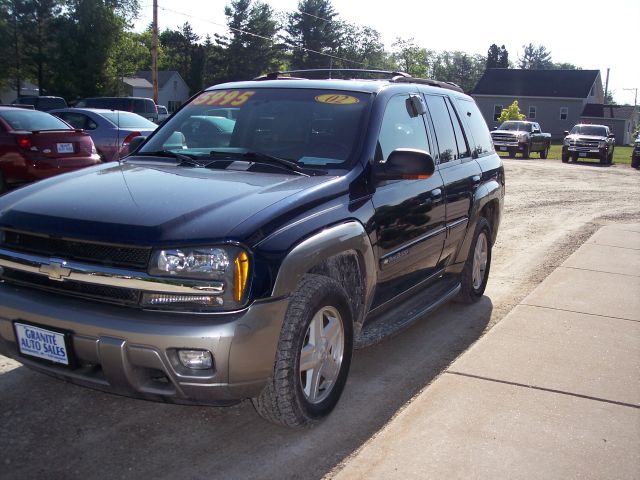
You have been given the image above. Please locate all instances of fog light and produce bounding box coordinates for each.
[178,349,213,370]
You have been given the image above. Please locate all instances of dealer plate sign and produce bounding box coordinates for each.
[14,322,69,365]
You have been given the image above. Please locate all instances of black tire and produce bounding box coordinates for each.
[253,274,353,427]
[632,155,640,169]
[540,144,549,159]
[456,217,492,304]
[522,144,530,159]
[508,148,516,158]
[561,153,569,163]
[600,152,607,165]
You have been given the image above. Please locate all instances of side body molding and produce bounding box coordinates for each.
[271,221,377,322]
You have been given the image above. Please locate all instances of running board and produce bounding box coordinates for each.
[355,281,461,349]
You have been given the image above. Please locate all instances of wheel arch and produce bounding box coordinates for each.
[271,221,376,330]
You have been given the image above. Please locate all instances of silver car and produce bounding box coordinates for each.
[51,108,157,162]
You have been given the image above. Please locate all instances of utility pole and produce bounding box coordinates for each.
[604,68,610,103]
[152,0,159,104]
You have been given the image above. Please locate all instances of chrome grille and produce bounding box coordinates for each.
[491,133,517,142]
[1,268,141,306]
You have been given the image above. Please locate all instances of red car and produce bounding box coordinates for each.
[0,106,101,193]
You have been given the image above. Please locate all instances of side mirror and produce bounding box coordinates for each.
[533,129,541,134]
[374,148,435,181]
[608,133,615,139]
[563,130,569,136]
[128,135,147,153]
[492,126,498,130]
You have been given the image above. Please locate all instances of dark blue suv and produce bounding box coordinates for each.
[0,71,504,427]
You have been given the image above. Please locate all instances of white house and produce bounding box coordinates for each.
[122,71,190,112]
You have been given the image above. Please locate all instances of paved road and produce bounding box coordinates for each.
[1,159,639,480]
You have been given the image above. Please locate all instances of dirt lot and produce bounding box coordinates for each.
[1,159,639,480]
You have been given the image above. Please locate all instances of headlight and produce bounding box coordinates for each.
[563,138,571,146]
[517,133,527,141]
[598,141,606,148]
[146,245,251,310]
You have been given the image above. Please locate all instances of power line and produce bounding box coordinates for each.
[154,4,367,67]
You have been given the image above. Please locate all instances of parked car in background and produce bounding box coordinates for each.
[156,105,169,123]
[74,97,158,122]
[0,106,101,192]
[51,108,158,162]
[11,96,68,111]
[632,135,640,169]
[490,120,551,158]
[562,124,615,165]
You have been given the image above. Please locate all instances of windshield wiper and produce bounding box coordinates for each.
[135,150,206,167]
[208,150,310,176]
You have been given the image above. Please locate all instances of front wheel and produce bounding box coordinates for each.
[522,144,530,159]
[253,274,353,427]
[456,217,492,304]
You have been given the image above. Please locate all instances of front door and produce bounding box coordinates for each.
[370,94,446,309]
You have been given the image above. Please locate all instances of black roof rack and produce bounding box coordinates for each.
[252,69,464,93]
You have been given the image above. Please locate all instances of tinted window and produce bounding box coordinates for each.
[424,95,458,163]
[447,98,470,159]
[38,98,66,110]
[141,88,371,170]
[377,95,430,161]
[145,100,156,113]
[17,97,37,106]
[455,98,494,157]
[0,110,71,131]
[570,125,608,136]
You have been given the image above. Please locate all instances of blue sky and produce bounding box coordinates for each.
[135,0,639,105]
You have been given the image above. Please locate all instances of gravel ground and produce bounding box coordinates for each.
[0,159,638,480]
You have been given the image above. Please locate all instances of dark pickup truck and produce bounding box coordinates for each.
[0,70,504,427]
[491,120,551,159]
[562,124,616,165]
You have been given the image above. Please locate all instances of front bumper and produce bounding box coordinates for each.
[562,145,608,159]
[0,281,288,404]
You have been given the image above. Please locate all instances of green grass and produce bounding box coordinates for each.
[497,142,634,165]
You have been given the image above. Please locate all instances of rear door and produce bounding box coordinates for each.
[370,93,446,309]
[423,94,482,267]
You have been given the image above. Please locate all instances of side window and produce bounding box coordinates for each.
[455,98,494,157]
[376,95,430,161]
[57,112,87,129]
[424,95,459,163]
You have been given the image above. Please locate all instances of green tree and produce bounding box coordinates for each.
[286,0,341,69]
[220,0,283,81]
[486,44,508,69]
[105,30,153,95]
[518,43,553,69]
[497,100,526,122]
[391,38,430,77]
[431,51,485,92]
[159,22,201,93]
[334,22,389,70]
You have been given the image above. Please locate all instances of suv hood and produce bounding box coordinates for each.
[0,162,342,246]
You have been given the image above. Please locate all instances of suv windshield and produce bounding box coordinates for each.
[139,88,371,170]
[570,125,607,136]
[498,121,529,131]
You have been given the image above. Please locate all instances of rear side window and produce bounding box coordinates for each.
[144,100,156,113]
[455,98,494,157]
[38,98,67,110]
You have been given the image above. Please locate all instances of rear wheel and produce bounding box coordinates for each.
[253,274,353,427]
[456,217,492,304]
[540,144,549,159]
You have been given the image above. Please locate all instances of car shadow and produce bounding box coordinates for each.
[0,297,492,480]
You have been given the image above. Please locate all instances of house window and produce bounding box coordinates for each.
[493,105,503,121]
[559,107,568,120]
[528,106,536,119]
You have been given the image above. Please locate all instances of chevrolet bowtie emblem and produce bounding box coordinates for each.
[39,259,71,281]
